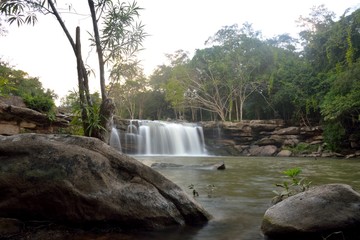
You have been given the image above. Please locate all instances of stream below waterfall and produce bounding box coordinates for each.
[79,156,360,240]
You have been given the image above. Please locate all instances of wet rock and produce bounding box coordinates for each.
[257,136,284,147]
[151,161,225,170]
[261,184,360,239]
[276,149,292,157]
[273,126,299,135]
[0,134,211,232]
[249,145,278,156]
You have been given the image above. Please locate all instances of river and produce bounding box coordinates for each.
[80,156,360,240]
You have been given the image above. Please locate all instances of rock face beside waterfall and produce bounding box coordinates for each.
[202,120,333,157]
[0,134,211,237]
[261,184,360,239]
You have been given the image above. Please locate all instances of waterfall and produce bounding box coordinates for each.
[124,120,206,155]
[109,127,122,151]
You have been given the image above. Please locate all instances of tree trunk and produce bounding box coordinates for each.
[239,98,244,122]
[88,0,114,143]
[97,98,116,143]
[75,27,90,136]
[88,0,107,101]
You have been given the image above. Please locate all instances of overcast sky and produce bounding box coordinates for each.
[0,0,359,104]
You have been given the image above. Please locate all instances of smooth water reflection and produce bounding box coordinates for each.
[133,156,360,240]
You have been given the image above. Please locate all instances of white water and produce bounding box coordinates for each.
[109,127,122,151]
[127,120,207,155]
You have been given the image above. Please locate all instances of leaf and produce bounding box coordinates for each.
[283,167,302,178]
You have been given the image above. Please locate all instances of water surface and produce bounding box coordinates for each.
[72,156,360,240]
[132,156,360,240]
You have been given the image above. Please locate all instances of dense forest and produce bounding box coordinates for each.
[1,5,360,151]
[104,6,360,124]
[101,5,360,151]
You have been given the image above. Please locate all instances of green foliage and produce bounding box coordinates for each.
[70,103,106,136]
[62,91,103,136]
[100,0,146,62]
[0,61,56,114]
[284,142,319,155]
[2,1,360,152]
[272,167,311,204]
[22,92,55,113]
[323,122,346,152]
[321,60,360,122]
[1,1,146,140]
[0,0,40,26]
[84,103,106,136]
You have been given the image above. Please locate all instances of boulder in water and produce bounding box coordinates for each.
[261,184,360,239]
[0,134,211,235]
[151,161,225,170]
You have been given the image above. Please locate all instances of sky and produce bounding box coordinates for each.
[0,0,359,105]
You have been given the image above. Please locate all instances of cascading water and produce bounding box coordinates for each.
[123,120,206,155]
[109,127,122,151]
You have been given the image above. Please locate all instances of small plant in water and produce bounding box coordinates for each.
[272,167,311,204]
[188,184,199,197]
[189,183,216,198]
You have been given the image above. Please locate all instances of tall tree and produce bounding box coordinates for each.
[206,23,273,121]
[0,0,145,142]
[189,46,233,121]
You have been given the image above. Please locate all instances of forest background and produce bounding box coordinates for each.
[0,4,359,152]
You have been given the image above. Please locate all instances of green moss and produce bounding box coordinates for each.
[284,143,319,154]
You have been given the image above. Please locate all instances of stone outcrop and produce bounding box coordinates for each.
[0,134,211,237]
[202,120,332,157]
[261,184,360,239]
[0,97,69,135]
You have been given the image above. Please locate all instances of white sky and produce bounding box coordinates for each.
[0,0,359,104]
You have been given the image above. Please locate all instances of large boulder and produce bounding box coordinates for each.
[249,145,278,156]
[261,184,360,239]
[0,134,211,233]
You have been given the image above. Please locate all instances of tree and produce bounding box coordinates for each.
[189,46,233,121]
[0,60,56,113]
[297,5,336,72]
[163,50,190,120]
[321,61,360,122]
[164,78,186,119]
[0,0,145,142]
[205,23,274,121]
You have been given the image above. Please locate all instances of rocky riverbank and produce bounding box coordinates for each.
[201,120,360,158]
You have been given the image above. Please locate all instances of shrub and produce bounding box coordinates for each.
[22,93,55,113]
[272,167,311,204]
[323,122,345,152]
